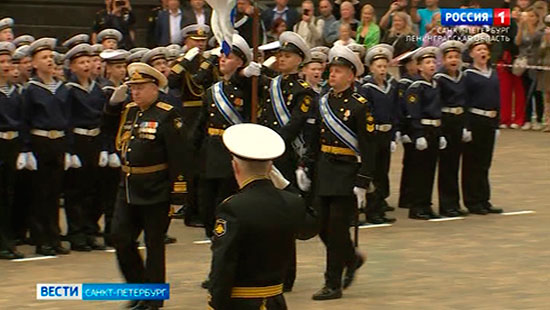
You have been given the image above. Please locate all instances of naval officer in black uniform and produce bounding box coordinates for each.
[207,123,305,310]
[108,63,191,310]
[462,33,503,215]
[303,45,376,300]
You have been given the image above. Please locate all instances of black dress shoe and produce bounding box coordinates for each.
[0,250,21,260]
[87,237,107,250]
[408,211,431,220]
[71,243,92,252]
[36,246,56,256]
[9,249,25,259]
[312,286,343,300]
[53,245,70,255]
[468,206,489,215]
[184,217,204,228]
[382,216,396,223]
[440,209,461,217]
[456,208,469,216]
[485,203,503,214]
[366,216,385,225]
[343,253,365,289]
[164,235,177,244]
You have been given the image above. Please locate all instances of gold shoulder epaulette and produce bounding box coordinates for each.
[353,93,368,104]
[221,195,234,205]
[124,102,137,109]
[156,102,173,111]
[298,79,311,89]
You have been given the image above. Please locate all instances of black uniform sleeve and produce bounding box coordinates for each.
[355,100,376,189]
[279,84,316,144]
[390,81,401,140]
[160,109,192,205]
[404,84,424,140]
[208,202,241,310]
[192,90,210,151]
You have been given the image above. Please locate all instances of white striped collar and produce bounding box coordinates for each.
[363,75,394,94]
[465,68,492,79]
[27,79,64,94]
[398,78,414,84]
[409,79,436,89]
[66,80,97,93]
[434,70,463,83]
[0,84,16,97]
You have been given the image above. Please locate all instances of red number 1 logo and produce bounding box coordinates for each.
[493,9,510,26]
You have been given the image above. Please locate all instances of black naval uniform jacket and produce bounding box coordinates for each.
[404,76,442,140]
[208,178,306,310]
[396,73,416,136]
[360,75,400,139]
[433,69,466,111]
[304,87,376,196]
[107,99,190,206]
[0,83,23,135]
[463,66,500,129]
[194,76,251,179]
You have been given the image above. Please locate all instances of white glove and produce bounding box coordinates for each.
[98,151,109,167]
[16,153,27,170]
[242,61,261,77]
[495,129,500,140]
[401,134,412,144]
[439,136,447,150]
[390,141,397,153]
[269,166,290,190]
[109,84,128,105]
[462,129,472,143]
[25,152,38,171]
[210,47,222,57]
[64,153,72,171]
[394,131,402,144]
[71,154,82,169]
[184,47,200,61]
[415,137,428,151]
[262,56,277,68]
[295,167,312,192]
[353,186,367,209]
[108,153,121,168]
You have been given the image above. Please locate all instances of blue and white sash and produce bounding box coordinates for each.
[270,75,306,156]
[319,93,360,155]
[212,81,243,125]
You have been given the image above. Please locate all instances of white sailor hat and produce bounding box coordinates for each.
[545,14,550,27]
[180,24,211,40]
[141,47,168,64]
[279,31,311,63]
[166,48,180,61]
[127,49,150,63]
[231,34,252,65]
[65,43,93,61]
[62,34,90,49]
[0,18,14,31]
[97,28,123,43]
[126,62,168,89]
[413,46,439,62]
[166,44,181,51]
[348,43,366,59]
[90,44,104,56]
[465,32,492,50]
[395,47,420,64]
[305,50,328,65]
[328,45,364,77]
[12,45,30,62]
[439,40,465,55]
[28,37,57,56]
[100,49,130,64]
[222,123,285,161]
[0,42,15,56]
[259,41,280,52]
[365,44,394,65]
[310,46,330,55]
[13,35,35,47]
[52,51,65,65]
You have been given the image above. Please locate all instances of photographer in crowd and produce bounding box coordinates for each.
[91,0,136,49]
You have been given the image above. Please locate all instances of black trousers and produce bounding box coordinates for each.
[111,191,170,308]
[199,177,238,238]
[317,195,356,289]
[99,166,120,244]
[226,295,287,310]
[29,136,65,247]
[398,142,414,208]
[366,131,392,218]
[438,114,464,212]
[64,135,102,245]
[462,114,497,210]
[0,139,19,250]
[409,130,439,213]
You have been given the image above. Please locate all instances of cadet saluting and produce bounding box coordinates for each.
[108,63,191,310]
[303,45,376,300]
[207,123,305,310]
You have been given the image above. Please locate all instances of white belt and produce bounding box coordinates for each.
[376,124,393,132]
[73,127,101,137]
[30,129,65,139]
[0,131,19,140]
[441,107,464,115]
[420,119,441,127]
[469,108,498,118]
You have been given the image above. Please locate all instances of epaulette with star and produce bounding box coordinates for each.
[352,93,368,104]
[297,79,311,89]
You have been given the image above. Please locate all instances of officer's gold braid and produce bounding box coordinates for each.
[184,72,205,97]
[115,106,131,152]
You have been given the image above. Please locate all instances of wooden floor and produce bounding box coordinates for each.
[1,129,549,309]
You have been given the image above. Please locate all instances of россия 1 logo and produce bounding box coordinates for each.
[441,8,510,26]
